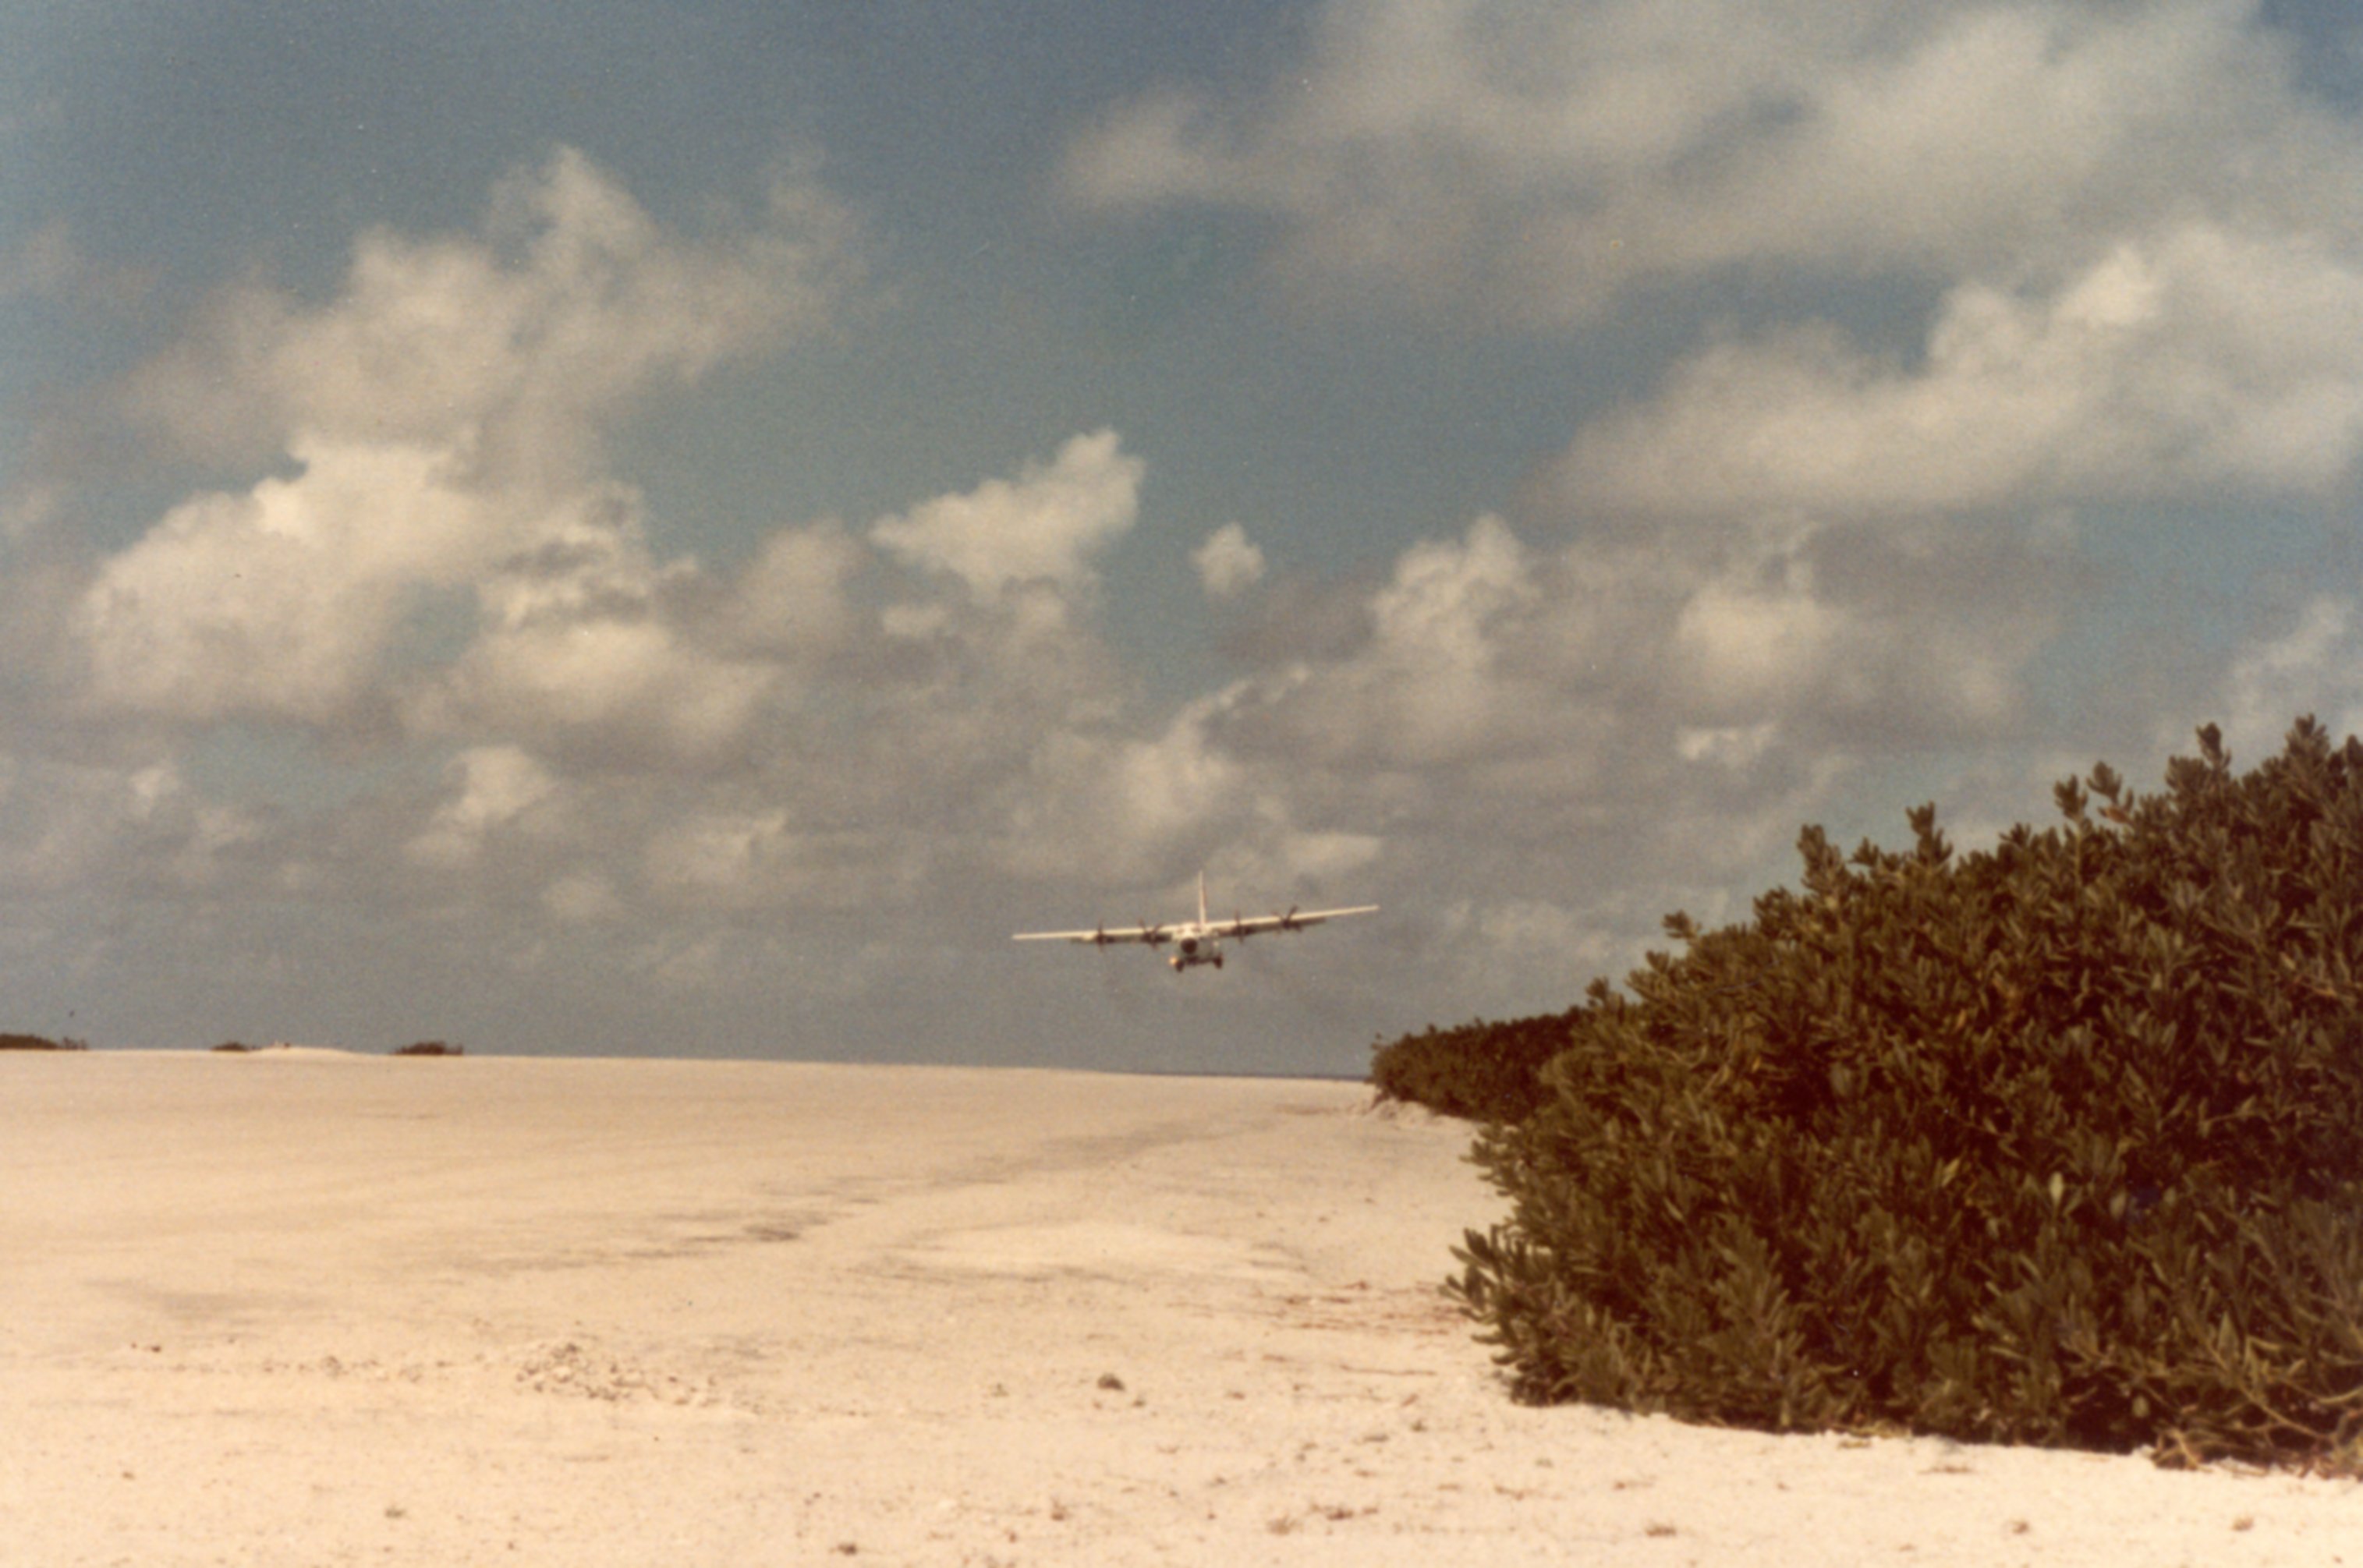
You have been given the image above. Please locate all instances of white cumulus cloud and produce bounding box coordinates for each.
[1552,224,2363,518]
[1192,522,1267,598]
[75,437,497,725]
[2214,598,2363,759]
[406,745,563,869]
[76,148,859,765]
[869,430,1143,607]
[126,147,857,480]
[1066,0,2363,324]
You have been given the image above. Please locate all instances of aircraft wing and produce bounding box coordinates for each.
[1215,904,1380,939]
[1012,924,1170,947]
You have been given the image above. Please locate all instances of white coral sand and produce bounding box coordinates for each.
[1,1053,2351,1565]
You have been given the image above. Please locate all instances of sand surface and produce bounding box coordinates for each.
[2,1052,2353,1566]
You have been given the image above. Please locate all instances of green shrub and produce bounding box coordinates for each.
[1370,1011,1578,1121]
[1451,719,2363,1470]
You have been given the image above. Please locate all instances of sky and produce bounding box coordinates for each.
[4,0,2362,1075]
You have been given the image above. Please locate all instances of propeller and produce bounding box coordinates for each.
[1139,917,1167,947]
[1277,904,1303,932]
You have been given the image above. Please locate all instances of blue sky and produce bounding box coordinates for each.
[4,1,2361,1073]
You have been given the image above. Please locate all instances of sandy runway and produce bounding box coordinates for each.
[2,1052,2353,1565]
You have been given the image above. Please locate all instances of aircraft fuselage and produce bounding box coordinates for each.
[1167,931,1226,972]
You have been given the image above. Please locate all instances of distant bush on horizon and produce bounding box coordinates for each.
[391,1040,463,1057]
[0,1032,87,1052]
[1451,718,2363,1472]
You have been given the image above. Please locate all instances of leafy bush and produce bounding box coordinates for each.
[1451,719,2363,1470]
[392,1040,462,1057]
[1370,1011,1577,1122]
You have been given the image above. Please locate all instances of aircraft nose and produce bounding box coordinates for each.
[1178,937,1199,954]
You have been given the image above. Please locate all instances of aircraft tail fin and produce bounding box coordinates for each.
[1198,869,1208,929]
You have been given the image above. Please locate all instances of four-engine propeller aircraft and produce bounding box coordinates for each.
[1015,872,1379,972]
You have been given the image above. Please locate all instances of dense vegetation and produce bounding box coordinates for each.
[1369,1011,1577,1121]
[1440,720,2363,1470]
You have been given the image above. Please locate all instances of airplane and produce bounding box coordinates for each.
[1015,872,1379,972]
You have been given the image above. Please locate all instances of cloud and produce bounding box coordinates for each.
[1066,0,2363,324]
[1192,522,1267,598]
[124,147,858,479]
[1319,513,1541,766]
[868,429,1143,608]
[1670,559,1848,711]
[1047,0,2363,1023]
[73,431,793,765]
[1200,502,2062,919]
[540,870,624,926]
[993,702,1249,884]
[0,220,154,309]
[1059,2,2359,955]
[75,148,859,763]
[404,488,782,766]
[74,437,499,726]
[643,807,798,907]
[720,522,866,658]
[0,755,260,897]
[1550,224,2363,517]
[1430,894,1627,1011]
[406,745,563,869]
[2213,597,2363,758]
